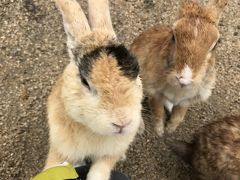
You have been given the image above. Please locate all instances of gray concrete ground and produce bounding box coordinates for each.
[0,0,239,179]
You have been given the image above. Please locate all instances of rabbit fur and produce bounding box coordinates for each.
[166,115,240,180]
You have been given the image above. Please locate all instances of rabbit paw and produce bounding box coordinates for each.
[165,122,178,133]
[155,122,164,136]
[87,170,107,180]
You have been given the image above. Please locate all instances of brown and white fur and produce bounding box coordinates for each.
[130,0,228,136]
[167,115,240,180]
[44,0,143,180]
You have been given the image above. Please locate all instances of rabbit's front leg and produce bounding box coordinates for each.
[87,155,120,180]
[44,147,65,170]
[149,95,165,136]
[166,105,188,133]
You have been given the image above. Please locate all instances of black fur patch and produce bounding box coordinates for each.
[74,45,139,80]
[107,45,139,80]
[74,47,102,78]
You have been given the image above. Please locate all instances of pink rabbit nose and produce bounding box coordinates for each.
[112,122,130,134]
[176,65,193,86]
[176,76,192,87]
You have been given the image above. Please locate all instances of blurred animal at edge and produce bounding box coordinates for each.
[167,115,240,180]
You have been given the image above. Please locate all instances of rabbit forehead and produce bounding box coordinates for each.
[174,17,219,40]
[173,18,219,74]
[90,55,141,108]
[173,18,219,53]
[77,45,139,80]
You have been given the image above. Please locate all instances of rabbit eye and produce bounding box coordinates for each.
[80,75,90,90]
[172,34,175,43]
[172,31,176,43]
[209,39,219,52]
[210,41,218,51]
[166,53,174,68]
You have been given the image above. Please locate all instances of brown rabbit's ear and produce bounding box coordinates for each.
[54,0,91,48]
[178,0,202,18]
[165,139,193,163]
[205,0,229,24]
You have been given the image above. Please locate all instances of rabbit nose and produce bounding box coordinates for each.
[112,122,131,133]
[176,76,192,86]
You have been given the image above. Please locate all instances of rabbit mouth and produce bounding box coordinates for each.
[112,125,128,135]
[113,129,125,135]
[169,79,192,89]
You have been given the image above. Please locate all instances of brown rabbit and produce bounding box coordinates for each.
[44,0,143,179]
[130,0,228,136]
[166,115,240,180]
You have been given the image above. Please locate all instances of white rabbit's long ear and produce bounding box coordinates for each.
[88,0,116,40]
[205,0,229,24]
[55,0,91,48]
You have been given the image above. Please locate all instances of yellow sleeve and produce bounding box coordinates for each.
[32,164,79,180]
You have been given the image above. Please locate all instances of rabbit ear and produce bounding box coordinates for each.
[178,0,201,18]
[166,140,193,163]
[54,0,91,48]
[205,0,229,24]
[88,0,116,40]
